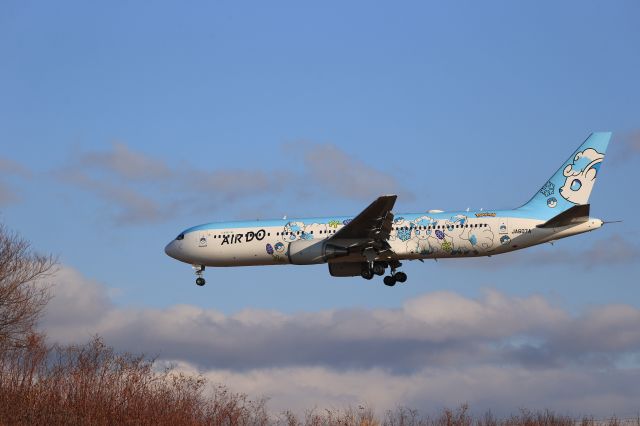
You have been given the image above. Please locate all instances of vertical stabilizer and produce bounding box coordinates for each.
[518,132,611,219]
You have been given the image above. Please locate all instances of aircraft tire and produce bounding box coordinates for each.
[383,275,396,286]
[196,277,206,286]
[395,272,407,283]
[373,263,386,276]
[361,268,374,280]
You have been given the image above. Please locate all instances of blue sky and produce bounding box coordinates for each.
[2,1,640,416]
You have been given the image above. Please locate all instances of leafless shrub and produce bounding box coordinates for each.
[300,405,378,426]
[503,409,576,426]
[0,335,270,425]
[384,406,427,426]
[432,404,472,426]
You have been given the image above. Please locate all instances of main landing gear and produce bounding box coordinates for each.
[193,265,206,286]
[383,271,407,287]
[361,261,407,286]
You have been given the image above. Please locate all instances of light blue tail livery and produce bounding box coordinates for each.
[518,132,611,219]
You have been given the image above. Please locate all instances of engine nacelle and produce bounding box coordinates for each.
[328,262,366,277]
[288,240,349,265]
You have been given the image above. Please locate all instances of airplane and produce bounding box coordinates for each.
[165,132,612,287]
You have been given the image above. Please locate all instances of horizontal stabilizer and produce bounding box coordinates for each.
[536,204,590,228]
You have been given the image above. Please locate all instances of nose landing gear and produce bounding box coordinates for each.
[193,265,206,286]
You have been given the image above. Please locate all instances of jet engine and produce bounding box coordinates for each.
[288,240,349,265]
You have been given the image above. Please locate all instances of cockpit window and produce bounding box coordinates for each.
[176,233,185,240]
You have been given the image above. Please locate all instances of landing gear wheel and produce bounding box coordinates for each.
[373,263,386,276]
[395,272,407,283]
[383,275,396,286]
[193,265,206,286]
[361,268,374,280]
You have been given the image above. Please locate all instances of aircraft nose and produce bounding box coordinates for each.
[165,240,180,260]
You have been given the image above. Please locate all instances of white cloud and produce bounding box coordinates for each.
[54,169,167,224]
[39,266,640,416]
[0,156,30,206]
[301,143,413,201]
[0,157,31,178]
[54,141,413,224]
[79,141,172,181]
[41,266,113,342]
[612,130,640,163]
[172,363,640,418]
[0,182,19,206]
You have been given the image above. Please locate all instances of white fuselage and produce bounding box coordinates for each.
[164,210,603,268]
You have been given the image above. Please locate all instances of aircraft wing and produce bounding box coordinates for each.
[330,195,397,251]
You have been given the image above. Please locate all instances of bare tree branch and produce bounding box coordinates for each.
[0,224,56,351]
